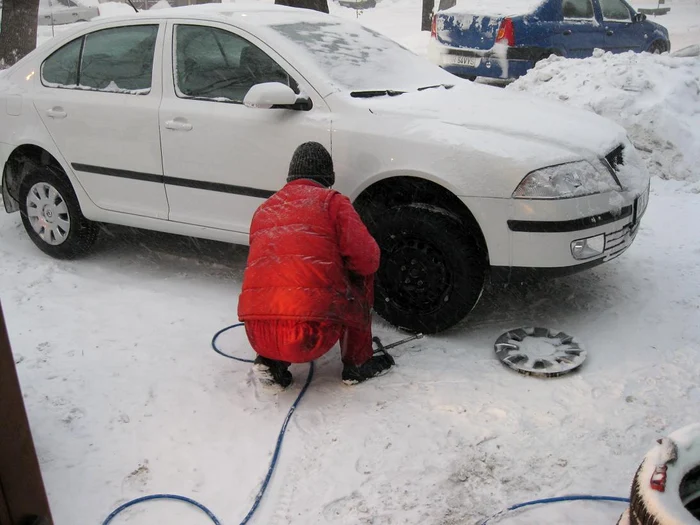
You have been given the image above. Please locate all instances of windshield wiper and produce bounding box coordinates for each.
[417,84,455,91]
[350,89,406,98]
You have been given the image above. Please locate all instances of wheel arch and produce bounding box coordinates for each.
[352,174,490,265]
[2,142,88,214]
[647,38,670,53]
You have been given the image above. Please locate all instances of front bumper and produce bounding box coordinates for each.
[465,186,650,284]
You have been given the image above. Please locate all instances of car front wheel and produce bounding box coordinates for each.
[370,204,487,334]
[19,167,99,259]
[649,40,668,54]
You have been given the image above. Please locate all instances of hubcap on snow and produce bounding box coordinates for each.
[380,237,451,313]
[26,182,71,246]
[494,327,587,378]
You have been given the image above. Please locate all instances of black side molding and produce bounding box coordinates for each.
[71,163,274,199]
[508,205,633,233]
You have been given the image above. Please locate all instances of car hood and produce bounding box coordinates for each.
[357,83,627,159]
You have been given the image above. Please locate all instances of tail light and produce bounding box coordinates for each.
[496,17,515,46]
[431,14,437,39]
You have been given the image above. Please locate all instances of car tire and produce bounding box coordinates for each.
[19,167,99,259]
[623,423,700,525]
[648,40,668,54]
[369,204,486,334]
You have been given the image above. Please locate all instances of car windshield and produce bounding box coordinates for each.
[267,20,455,93]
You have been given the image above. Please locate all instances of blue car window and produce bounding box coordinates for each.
[562,0,595,18]
[600,0,632,20]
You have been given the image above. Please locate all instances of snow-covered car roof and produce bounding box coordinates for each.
[445,0,547,17]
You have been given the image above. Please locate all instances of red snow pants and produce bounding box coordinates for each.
[245,276,374,366]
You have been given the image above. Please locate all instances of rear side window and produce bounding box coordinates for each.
[562,0,595,18]
[41,25,158,94]
[42,37,82,86]
[600,0,631,20]
[174,24,298,103]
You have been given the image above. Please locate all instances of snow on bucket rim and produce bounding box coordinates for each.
[637,423,700,524]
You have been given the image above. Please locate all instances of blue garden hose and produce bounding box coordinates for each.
[101,323,314,525]
[478,494,630,524]
[102,323,628,525]
[102,494,222,525]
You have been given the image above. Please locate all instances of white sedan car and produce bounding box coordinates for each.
[39,0,100,25]
[0,5,650,333]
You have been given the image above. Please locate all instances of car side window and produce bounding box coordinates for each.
[174,24,298,103]
[41,25,158,93]
[42,37,82,87]
[562,0,595,18]
[600,0,631,21]
[80,26,158,92]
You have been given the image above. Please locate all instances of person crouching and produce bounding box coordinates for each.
[237,142,394,388]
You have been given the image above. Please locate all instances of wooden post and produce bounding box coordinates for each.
[0,302,53,525]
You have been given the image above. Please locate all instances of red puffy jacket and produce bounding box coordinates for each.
[238,179,380,328]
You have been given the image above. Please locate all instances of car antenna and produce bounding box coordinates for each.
[126,0,139,12]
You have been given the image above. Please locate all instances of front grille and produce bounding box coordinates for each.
[603,219,640,261]
[605,144,625,173]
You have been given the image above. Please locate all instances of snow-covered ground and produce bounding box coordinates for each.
[2,180,700,525]
[1,0,698,524]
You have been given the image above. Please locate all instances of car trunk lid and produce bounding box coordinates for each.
[434,0,545,49]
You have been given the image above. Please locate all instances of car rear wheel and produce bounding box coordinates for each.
[370,204,486,334]
[19,167,99,259]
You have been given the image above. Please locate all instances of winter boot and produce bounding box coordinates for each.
[342,353,395,385]
[253,356,293,388]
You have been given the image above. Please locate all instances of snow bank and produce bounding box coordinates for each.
[508,50,700,188]
[93,2,137,19]
[150,0,172,9]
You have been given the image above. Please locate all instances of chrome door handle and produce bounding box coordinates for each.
[563,29,572,36]
[46,108,67,119]
[606,30,614,36]
[165,118,192,131]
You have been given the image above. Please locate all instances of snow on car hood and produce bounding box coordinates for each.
[357,83,626,162]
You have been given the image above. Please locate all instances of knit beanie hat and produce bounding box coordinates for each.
[287,142,335,188]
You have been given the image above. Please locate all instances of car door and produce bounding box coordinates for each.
[33,23,169,219]
[159,21,332,234]
[553,0,605,58]
[598,0,643,53]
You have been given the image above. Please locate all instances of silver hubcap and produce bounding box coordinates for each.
[26,182,71,246]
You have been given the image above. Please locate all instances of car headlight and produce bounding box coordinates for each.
[513,160,621,199]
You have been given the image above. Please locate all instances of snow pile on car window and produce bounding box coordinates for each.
[508,50,700,189]
[445,0,546,17]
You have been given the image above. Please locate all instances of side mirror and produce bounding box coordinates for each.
[244,82,308,110]
[634,12,647,22]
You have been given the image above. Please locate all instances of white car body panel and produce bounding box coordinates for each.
[33,21,169,219]
[159,20,332,233]
[0,5,650,275]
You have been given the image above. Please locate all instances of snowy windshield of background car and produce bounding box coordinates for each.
[268,21,455,92]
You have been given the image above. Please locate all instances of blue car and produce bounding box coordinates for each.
[428,0,670,80]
